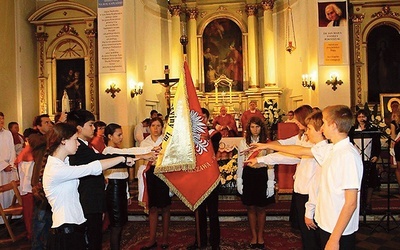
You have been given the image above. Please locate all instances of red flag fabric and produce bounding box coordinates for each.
[154,61,220,211]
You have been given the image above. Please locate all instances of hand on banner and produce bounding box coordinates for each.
[243,158,258,168]
[236,178,243,194]
[125,157,136,167]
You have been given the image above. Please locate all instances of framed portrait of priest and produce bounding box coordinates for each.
[202,18,243,93]
[56,59,85,112]
[380,93,400,125]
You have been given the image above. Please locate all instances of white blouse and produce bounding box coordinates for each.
[43,155,102,228]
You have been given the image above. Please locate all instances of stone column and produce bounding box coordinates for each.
[245,4,258,89]
[36,30,48,114]
[168,5,182,78]
[187,8,199,90]
[85,25,97,114]
[260,0,276,87]
[350,13,365,105]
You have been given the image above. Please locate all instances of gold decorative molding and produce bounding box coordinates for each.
[200,11,207,18]
[350,13,364,24]
[57,24,79,37]
[245,4,258,16]
[356,66,362,105]
[371,6,400,18]
[236,10,243,16]
[187,8,199,19]
[168,5,181,16]
[86,28,96,113]
[216,6,227,12]
[260,0,275,11]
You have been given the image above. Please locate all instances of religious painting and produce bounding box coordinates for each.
[367,25,400,103]
[56,59,85,112]
[317,1,347,28]
[203,18,243,92]
[380,93,400,125]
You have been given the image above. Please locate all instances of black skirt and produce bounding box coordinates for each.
[147,165,172,208]
[106,178,128,227]
[241,167,274,207]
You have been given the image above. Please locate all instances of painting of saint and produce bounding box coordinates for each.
[203,18,243,92]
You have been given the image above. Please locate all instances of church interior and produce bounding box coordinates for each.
[2,1,400,249]
[1,0,400,146]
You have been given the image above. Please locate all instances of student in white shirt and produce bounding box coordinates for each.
[249,105,363,250]
[140,117,170,250]
[42,123,135,250]
[103,123,154,250]
[246,111,327,250]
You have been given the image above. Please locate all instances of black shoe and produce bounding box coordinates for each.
[140,242,157,250]
[250,243,258,249]
[211,245,221,250]
[161,244,169,249]
[186,243,199,250]
[256,243,265,249]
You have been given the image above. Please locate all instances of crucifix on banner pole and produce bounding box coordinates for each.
[151,65,179,116]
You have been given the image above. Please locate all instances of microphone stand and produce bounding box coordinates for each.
[370,131,400,232]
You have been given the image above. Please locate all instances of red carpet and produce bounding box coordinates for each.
[128,194,400,216]
[113,220,301,250]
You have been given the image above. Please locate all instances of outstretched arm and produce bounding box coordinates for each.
[250,142,313,157]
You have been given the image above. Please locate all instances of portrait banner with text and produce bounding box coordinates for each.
[154,61,220,211]
[98,0,125,73]
[317,0,349,65]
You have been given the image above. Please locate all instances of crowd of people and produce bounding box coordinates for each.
[0,101,397,249]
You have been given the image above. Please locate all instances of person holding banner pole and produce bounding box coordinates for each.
[140,117,171,250]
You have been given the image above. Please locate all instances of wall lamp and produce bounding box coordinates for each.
[130,81,144,98]
[105,82,120,98]
[326,73,343,91]
[301,74,315,90]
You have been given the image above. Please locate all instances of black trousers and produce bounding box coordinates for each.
[47,223,86,250]
[85,213,103,250]
[292,193,321,250]
[197,186,220,247]
[320,228,356,250]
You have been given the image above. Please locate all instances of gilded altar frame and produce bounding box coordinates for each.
[28,1,98,116]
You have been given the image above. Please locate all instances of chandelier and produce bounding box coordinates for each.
[285,0,296,54]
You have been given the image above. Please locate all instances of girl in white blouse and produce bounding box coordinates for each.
[43,123,134,250]
[103,123,154,250]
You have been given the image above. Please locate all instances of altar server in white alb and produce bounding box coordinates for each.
[0,112,18,224]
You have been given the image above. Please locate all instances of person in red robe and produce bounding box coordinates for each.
[212,106,238,137]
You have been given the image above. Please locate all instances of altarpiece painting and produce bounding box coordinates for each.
[203,18,243,93]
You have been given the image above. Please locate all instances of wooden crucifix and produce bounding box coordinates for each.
[152,65,179,116]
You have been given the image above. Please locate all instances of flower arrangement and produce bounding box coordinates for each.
[263,99,284,129]
[219,154,238,186]
[361,102,391,136]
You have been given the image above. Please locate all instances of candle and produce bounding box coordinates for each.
[229,86,232,104]
[215,86,218,103]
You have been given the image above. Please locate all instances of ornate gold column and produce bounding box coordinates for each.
[260,0,276,87]
[246,4,259,89]
[85,25,96,114]
[36,29,48,114]
[187,8,199,90]
[169,5,182,78]
[350,13,365,105]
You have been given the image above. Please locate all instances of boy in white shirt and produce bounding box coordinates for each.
[248,105,363,250]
